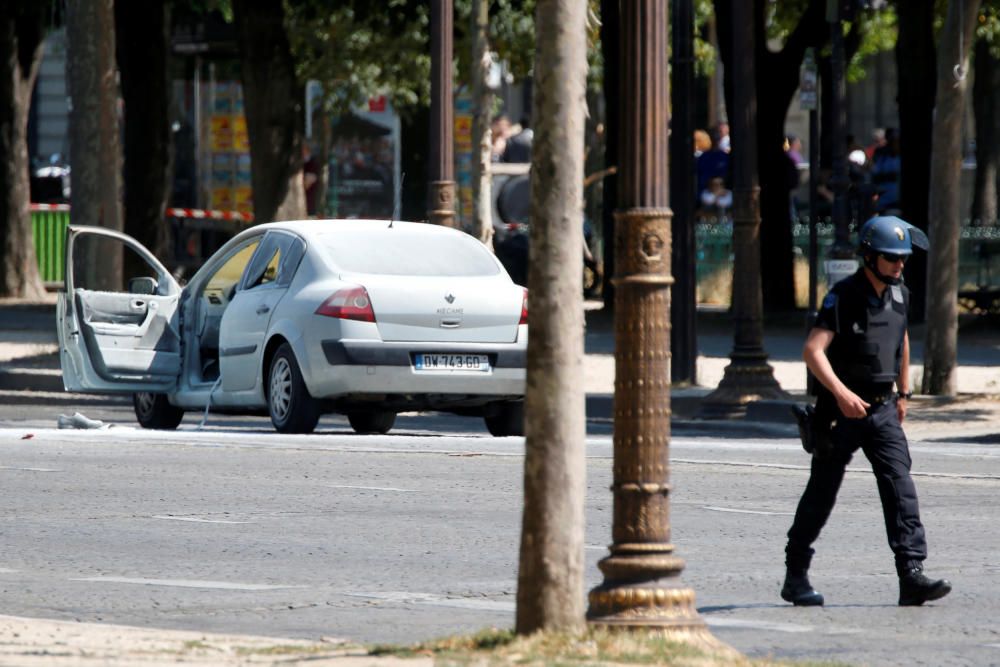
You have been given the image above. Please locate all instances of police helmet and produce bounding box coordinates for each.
[857,215,929,256]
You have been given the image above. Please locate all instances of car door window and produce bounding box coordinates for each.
[205,240,261,301]
[241,236,279,290]
[242,232,305,290]
[276,236,305,286]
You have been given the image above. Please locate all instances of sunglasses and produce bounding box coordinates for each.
[879,252,908,264]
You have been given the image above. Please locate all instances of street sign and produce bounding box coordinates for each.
[825,259,857,286]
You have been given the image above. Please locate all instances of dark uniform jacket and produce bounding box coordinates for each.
[814,268,908,418]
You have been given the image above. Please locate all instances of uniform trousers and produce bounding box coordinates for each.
[786,399,927,575]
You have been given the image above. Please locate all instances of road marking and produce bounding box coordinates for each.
[585,545,608,551]
[327,484,412,493]
[675,458,1000,481]
[703,506,794,516]
[0,466,60,472]
[348,591,514,612]
[702,617,814,633]
[0,568,18,573]
[72,577,302,591]
[152,515,253,524]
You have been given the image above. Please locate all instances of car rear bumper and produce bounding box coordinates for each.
[306,339,526,398]
[320,340,525,368]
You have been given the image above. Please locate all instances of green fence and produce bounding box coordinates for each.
[31,206,71,285]
[696,218,1000,290]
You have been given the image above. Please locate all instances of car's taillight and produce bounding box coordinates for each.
[519,288,528,325]
[315,286,376,322]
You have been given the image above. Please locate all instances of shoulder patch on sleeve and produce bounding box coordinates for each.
[822,292,837,310]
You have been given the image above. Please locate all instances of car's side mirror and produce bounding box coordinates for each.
[128,276,158,295]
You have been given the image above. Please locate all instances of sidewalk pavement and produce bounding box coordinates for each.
[1,296,998,439]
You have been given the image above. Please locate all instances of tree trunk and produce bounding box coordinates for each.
[600,0,619,312]
[896,0,936,322]
[923,0,980,396]
[232,0,306,224]
[67,0,123,289]
[516,0,587,635]
[0,3,46,298]
[970,36,1000,225]
[116,0,172,276]
[471,0,494,249]
[715,0,827,314]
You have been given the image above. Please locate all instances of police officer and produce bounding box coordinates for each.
[781,215,952,607]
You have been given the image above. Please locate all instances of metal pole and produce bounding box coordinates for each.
[670,0,697,385]
[809,106,819,314]
[828,0,851,255]
[428,0,457,227]
[587,0,714,642]
[698,0,786,419]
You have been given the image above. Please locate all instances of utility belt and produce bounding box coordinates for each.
[851,383,896,406]
[792,383,895,456]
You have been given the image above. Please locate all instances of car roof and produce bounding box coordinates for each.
[249,219,464,243]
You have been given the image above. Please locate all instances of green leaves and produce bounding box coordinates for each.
[284,0,431,116]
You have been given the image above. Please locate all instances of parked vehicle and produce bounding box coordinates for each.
[57,220,528,435]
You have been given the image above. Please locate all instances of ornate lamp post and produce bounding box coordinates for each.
[586,0,710,639]
[699,0,786,418]
[428,0,457,227]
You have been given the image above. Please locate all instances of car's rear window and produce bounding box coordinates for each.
[319,228,501,276]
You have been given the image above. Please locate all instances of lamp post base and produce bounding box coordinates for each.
[699,350,789,419]
[587,545,704,631]
[587,551,735,654]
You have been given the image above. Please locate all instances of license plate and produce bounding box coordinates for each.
[413,353,490,372]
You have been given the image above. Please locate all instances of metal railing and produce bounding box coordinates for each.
[695,216,1000,291]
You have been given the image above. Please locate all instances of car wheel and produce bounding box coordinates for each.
[268,343,321,434]
[347,410,396,435]
[484,401,524,437]
[133,392,184,430]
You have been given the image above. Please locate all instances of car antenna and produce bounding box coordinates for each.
[390,172,405,228]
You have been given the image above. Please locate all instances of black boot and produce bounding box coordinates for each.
[781,568,824,606]
[898,566,951,606]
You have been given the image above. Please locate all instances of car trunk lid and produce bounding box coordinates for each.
[352,274,522,343]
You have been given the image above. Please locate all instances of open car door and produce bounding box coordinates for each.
[57,225,182,394]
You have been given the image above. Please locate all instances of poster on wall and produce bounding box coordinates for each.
[204,81,252,215]
[454,89,474,231]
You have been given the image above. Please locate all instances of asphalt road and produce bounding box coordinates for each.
[1,401,998,666]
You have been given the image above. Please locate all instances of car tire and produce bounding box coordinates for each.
[347,410,396,435]
[268,343,321,434]
[133,392,184,430]
[484,401,524,437]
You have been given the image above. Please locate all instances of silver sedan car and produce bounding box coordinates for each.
[57,220,527,435]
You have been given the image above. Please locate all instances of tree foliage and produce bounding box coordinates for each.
[285,0,431,116]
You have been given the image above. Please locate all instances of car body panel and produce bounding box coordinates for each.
[356,274,522,343]
[57,219,527,420]
[58,225,182,394]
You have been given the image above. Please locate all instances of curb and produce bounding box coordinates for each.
[0,366,64,393]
